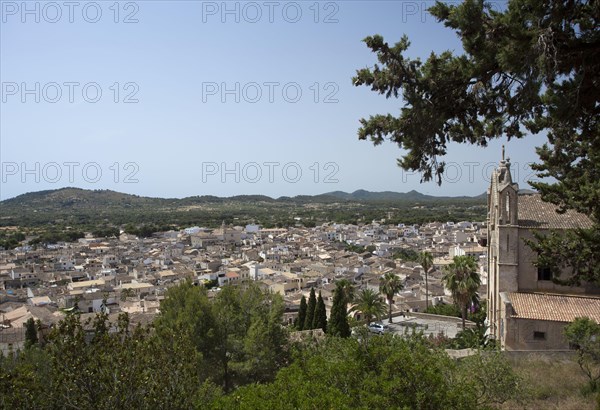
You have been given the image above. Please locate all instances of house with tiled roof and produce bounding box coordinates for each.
[487,149,600,350]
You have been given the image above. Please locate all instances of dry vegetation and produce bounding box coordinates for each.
[499,353,597,410]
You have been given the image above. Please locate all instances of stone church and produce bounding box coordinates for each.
[486,150,600,350]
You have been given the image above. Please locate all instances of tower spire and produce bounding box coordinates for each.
[502,145,505,161]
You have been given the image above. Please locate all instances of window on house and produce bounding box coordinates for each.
[533,331,546,341]
[537,267,552,281]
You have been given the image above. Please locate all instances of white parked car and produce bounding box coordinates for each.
[368,322,389,335]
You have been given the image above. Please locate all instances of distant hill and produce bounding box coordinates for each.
[1,187,486,208]
[0,187,488,229]
[0,188,180,210]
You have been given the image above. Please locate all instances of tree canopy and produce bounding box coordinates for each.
[564,316,600,392]
[0,312,212,409]
[214,334,522,409]
[155,281,289,391]
[354,0,600,283]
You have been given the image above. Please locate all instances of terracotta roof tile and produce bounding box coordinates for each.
[507,292,600,323]
[518,194,593,229]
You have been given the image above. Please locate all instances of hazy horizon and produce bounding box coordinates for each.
[1,185,493,202]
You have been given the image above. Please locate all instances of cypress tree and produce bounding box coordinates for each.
[25,317,38,348]
[296,295,307,331]
[328,283,350,338]
[313,291,327,332]
[304,288,317,331]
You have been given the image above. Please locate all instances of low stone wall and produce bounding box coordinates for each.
[501,350,576,361]
[445,349,577,361]
[289,328,325,343]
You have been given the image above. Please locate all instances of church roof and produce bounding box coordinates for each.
[517,194,593,229]
[505,292,600,323]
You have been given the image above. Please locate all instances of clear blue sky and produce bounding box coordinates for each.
[0,0,543,200]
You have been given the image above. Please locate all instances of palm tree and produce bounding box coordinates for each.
[120,287,135,302]
[379,272,403,324]
[418,251,434,310]
[442,255,481,330]
[351,288,386,325]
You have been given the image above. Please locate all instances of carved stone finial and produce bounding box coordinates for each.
[502,145,505,161]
